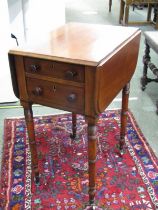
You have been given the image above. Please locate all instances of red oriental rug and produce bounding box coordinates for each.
[0,109,158,210]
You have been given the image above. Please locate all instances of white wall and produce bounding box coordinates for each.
[7,0,65,43]
[0,0,17,103]
[0,0,65,103]
[24,0,65,42]
[7,0,25,44]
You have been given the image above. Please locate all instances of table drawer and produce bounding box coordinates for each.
[26,77,84,111]
[24,57,85,82]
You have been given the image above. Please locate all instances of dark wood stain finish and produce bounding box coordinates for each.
[8,23,141,208]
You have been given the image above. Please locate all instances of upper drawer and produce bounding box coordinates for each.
[24,57,85,82]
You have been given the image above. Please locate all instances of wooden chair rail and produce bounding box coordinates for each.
[119,0,158,29]
[141,31,158,114]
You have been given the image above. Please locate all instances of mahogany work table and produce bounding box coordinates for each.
[8,23,141,209]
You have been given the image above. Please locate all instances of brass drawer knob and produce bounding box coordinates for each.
[65,71,78,80]
[30,64,40,72]
[52,85,56,92]
[32,87,43,96]
[67,93,77,102]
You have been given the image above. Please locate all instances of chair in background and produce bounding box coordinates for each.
[119,0,158,29]
[140,31,158,114]
[109,0,112,12]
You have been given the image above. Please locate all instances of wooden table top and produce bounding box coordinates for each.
[9,22,140,66]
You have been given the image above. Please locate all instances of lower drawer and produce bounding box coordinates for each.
[26,77,84,112]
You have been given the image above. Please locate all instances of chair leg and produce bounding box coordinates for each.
[156,101,158,115]
[124,5,129,25]
[140,40,150,91]
[119,0,125,24]
[109,0,112,12]
[154,4,158,29]
[147,4,152,22]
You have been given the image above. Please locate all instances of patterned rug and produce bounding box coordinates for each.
[0,109,158,210]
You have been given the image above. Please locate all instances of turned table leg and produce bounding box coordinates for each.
[70,113,77,139]
[85,117,98,208]
[140,40,150,91]
[22,101,39,184]
[119,83,130,154]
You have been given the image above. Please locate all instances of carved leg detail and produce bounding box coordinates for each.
[22,102,39,184]
[120,83,130,154]
[70,113,77,139]
[85,117,97,207]
[141,41,150,91]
